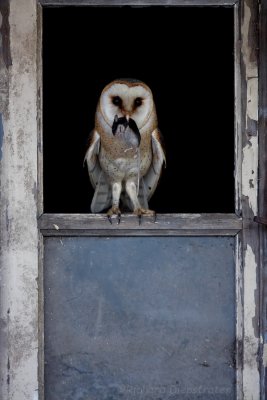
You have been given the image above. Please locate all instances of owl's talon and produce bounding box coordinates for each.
[107,206,121,224]
[134,208,155,224]
[154,213,157,223]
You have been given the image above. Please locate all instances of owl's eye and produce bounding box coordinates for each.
[112,96,122,107]
[134,97,143,107]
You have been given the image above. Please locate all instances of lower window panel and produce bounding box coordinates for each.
[44,236,236,400]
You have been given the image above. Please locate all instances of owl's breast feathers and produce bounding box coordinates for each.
[95,106,156,158]
[85,124,165,212]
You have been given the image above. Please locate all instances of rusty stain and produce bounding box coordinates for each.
[237,339,244,369]
[32,182,37,204]
[0,0,12,68]
[0,112,3,159]
[6,356,10,386]
[241,0,258,64]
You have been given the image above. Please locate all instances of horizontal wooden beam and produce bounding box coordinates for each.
[39,213,242,236]
[254,216,267,226]
[39,0,237,7]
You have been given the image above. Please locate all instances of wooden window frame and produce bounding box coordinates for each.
[0,0,266,399]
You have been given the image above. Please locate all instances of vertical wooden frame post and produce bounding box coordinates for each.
[258,0,267,398]
[0,0,39,399]
[238,0,261,398]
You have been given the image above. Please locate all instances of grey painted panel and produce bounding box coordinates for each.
[44,237,236,399]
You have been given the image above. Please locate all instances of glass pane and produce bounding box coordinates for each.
[44,237,236,399]
[43,7,234,213]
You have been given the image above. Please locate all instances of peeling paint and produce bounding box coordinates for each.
[243,244,260,399]
[242,136,258,215]
[241,1,259,141]
[33,391,38,400]
[240,9,260,398]
[235,234,243,398]
[263,343,267,367]
[247,77,258,122]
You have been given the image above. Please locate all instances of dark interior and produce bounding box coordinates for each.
[43,6,234,213]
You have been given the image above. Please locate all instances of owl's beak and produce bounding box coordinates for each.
[125,114,130,122]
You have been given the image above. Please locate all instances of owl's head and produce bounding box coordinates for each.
[99,79,155,130]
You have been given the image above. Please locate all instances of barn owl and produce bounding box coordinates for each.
[85,78,165,223]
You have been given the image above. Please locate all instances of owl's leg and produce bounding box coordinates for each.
[125,180,155,225]
[107,182,122,224]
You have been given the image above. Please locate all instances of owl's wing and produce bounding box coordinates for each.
[143,129,166,201]
[84,130,101,189]
[84,130,112,213]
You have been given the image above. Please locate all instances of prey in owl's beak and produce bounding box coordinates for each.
[112,115,127,134]
[112,115,141,146]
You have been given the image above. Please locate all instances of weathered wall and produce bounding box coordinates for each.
[0,1,264,400]
[0,0,39,399]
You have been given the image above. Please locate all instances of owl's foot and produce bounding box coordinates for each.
[133,208,156,225]
[107,206,121,225]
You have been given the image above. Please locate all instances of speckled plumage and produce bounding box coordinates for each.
[85,79,165,217]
